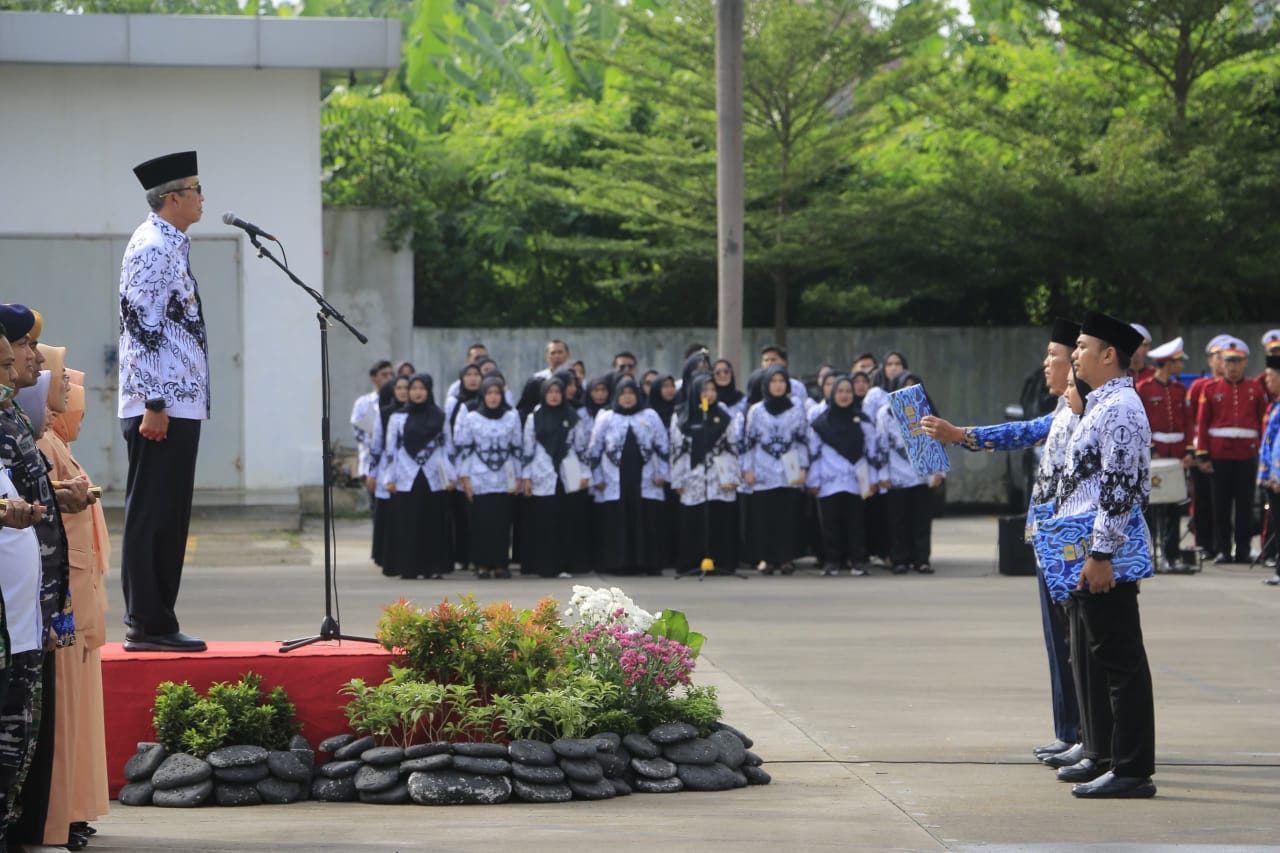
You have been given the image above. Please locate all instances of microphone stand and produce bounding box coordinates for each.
[243,233,378,653]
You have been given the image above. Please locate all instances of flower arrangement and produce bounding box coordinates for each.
[563,585,656,631]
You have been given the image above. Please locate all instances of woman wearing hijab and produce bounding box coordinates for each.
[674,352,713,407]
[394,360,416,377]
[712,359,746,417]
[737,368,767,565]
[521,376,593,578]
[34,352,110,850]
[454,376,522,579]
[588,375,670,574]
[382,373,456,579]
[584,375,613,422]
[875,371,944,574]
[670,371,742,572]
[639,369,659,401]
[647,372,679,567]
[859,369,893,565]
[741,365,810,574]
[445,364,483,570]
[877,351,908,390]
[368,375,409,572]
[807,376,880,576]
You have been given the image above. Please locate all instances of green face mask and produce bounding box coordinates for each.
[0,384,14,405]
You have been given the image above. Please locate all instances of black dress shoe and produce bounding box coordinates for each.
[1040,743,1085,768]
[1071,770,1156,798]
[1033,738,1073,757]
[123,631,207,652]
[1057,758,1107,783]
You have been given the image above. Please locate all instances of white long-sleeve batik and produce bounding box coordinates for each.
[875,404,933,489]
[1054,376,1151,555]
[588,409,670,502]
[351,391,380,477]
[668,407,742,506]
[740,403,809,492]
[454,409,523,495]
[382,412,457,493]
[521,410,592,497]
[806,416,880,499]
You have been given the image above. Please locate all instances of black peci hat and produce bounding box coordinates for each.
[133,151,198,190]
[1266,355,1280,371]
[1080,311,1144,357]
[1050,317,1081,348]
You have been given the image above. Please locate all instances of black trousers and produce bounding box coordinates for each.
[121,415,201,635]
[1210,457,1257,559]
[817,492,866,566]
[1144,503,1183,567]
[1189,467,1214,550]
[1070,583,1156,778]
[886,484,932,567]
[1264,488,1280,562]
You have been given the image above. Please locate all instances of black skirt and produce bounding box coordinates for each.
[523,483,589,577]
[372,496,391,571]
[747,487,802,564]
[384,472,454,579]
[676,500,739,571]
[468,492,513,569]
[451,489,471,566]
[596,491,663,574]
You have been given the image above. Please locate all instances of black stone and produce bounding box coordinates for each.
[609,778,632,796]
[361,746,405,766]
[677,761,738,791]
[213,763,269,784]
[318,759,363,779]
[508,740,556,766]
[633,775,683,794]
[288,734,312,752]
[743,750,764,767]
[710,721,754,749]
[550,738,598,760]
[256,777,304,805]
[708,730,747,768]
[151,754,213,790]
[400,754,452,774]
[630,757,677,780]
[591,732,622,752]
[404,742,452,759]
[731,768,749,788]
[663,738,718,765]
[510,762,565,785]
[291,748,315,773]
[648,722,698,744]
[512,780,573,804]
[559,758,604,783]
[451,742,508,759]
[117,781,154,806]
[355,764,402,793]
[208,745,269,769]
[311,775,358,802]
[152,779,215,807]
[333,735,377,761]
[567,778,615,800]
[268,750,312,783]
[214,783,263,807]
[407,771,512,806]
[742,765,772,785]
[451,755,511,776]
[622,733,659,759]
[360,782,411,805]
[597,751,630,779]
[123,744,168,782]
[317,733,355,754]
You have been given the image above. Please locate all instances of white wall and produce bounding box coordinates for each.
[0,63,324,488]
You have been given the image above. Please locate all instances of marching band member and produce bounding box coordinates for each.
[1186,335,1227,555]
[1136,337,1193,572]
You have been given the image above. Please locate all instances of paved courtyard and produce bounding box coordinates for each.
[86,509,1279,852]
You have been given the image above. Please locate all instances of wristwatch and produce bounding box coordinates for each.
[145,398,166,413]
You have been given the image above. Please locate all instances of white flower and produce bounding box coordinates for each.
[564,585,656,631]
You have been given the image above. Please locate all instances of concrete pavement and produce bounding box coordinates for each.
[83,512,1279,853]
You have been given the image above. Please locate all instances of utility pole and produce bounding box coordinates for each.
[715,0,744,372]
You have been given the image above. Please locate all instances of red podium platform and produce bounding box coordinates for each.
[103,641,393,797]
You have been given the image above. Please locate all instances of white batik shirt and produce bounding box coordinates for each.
[350,391,380,477]
[668,406,742,506]
[806,414,881,499]
[588,409,670,502]
[740,402,809,492]
[454,409,524,495]
[521,409,592,497]
[382,412,457,493]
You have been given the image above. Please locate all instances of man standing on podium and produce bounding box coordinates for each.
[118,150,209,653]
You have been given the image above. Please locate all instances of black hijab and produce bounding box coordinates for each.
[648,373,677,425]
[517,375,545,421]
[745,369,767,408]
[477,375,511,419]
[612,376,644,416]
[713,359,744,408]
[878,350,908,390]
[451,364,483,432]
[554,367,582,408]
[678,372,731,466]
[402,373,445,456]
[674,352,713,406]
[533,376,578,466]
[378,376,406,433]
[585,374,612,418]
[889,369,939,416]
[762,365,794,415]
[812,376,866,465]
[850,370,871,407]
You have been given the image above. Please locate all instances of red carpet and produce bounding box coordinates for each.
[103,641,393,797]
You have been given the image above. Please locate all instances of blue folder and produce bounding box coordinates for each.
[888,384,951,477]
[1031,503,1151,602]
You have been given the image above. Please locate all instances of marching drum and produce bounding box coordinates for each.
[1149,457,1188,505]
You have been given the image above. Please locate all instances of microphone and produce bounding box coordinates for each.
[222,211,277,242]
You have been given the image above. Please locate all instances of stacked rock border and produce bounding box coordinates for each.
[118,721,770,807]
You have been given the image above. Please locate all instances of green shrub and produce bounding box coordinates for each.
[645,685,723,736]
[179,699,231,758]
[586,709,641,737]
[341,667,500,747]
[491,676,619,742]
[151,672,301,757]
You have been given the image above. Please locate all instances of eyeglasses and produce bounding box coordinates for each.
[165,183,202,197]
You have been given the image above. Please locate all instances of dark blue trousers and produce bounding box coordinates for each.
[1037,569,1080,744]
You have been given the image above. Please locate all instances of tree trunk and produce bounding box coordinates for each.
[715,0,745,371]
